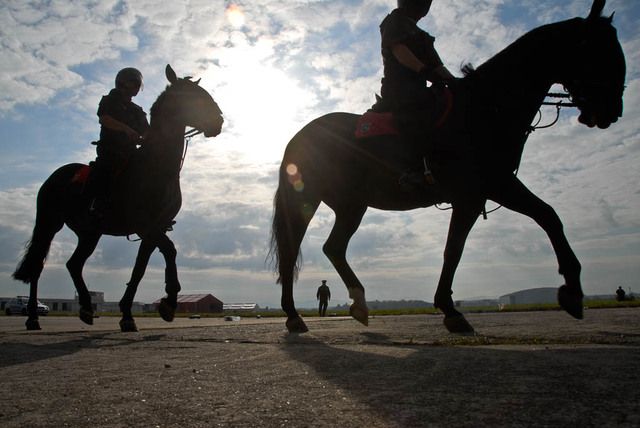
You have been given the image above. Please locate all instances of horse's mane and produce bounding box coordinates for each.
[149,85,172,121]
[463,12,619,84]
[461,17,586,82]
[149,78,200,121]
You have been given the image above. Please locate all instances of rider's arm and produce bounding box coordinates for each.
[99,114,142,142]
[391,43,425,73]
[431,64,455,81]
[391,43,455,82]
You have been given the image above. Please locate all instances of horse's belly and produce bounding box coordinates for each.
[368,185,446,211]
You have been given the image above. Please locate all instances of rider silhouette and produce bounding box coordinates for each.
[380,0,454,108]
[87,67,150,216]
[379,0,455,186]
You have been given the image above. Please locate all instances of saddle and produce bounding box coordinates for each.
[355,85,454,140]
[71,164,91,186]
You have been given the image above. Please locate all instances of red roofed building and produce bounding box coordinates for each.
[153,294,223,314]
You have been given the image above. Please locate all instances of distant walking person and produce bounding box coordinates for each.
[317,280,331,317]
[616,286,626,302]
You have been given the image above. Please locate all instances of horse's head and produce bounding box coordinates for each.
[562,0,626,129]
[163,64,224,137]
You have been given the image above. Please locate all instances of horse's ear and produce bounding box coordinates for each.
[607,11,615,24]
[587,0,605,21]
[166,64,178,84]
[194,78,201,85]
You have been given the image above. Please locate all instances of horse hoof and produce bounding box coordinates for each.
[286,316,309,334]
[79,308,94,325]
[349,303,369,326]
[119,319,138,333]
[443,315,475,335]
[25,319,41,331]
[158,298,175,322]
[558,285,584,320]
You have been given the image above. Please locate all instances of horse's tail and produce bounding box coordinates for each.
[12,237,51,284]
[13,167,70,284]
[268,161,319,285]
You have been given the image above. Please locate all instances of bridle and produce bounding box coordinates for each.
[179,128,204,172]
[529,92,577,131]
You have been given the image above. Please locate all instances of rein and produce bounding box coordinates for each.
[179,128,203,172]
[530,92,577,131]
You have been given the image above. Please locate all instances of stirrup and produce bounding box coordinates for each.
[88,198,106,218]
[423,157,436,185]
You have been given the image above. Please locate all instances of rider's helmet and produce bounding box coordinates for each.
[398,0,433,16]
[115,67,143,90]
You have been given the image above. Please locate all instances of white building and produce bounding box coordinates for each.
[499,287,557,306]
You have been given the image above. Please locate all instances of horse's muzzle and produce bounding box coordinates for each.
[204,118,224,137]
[204,128,222,138]
[578,111,618,130]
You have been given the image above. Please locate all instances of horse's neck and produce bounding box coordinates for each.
[144,121,185,177]
[476,19,579,122]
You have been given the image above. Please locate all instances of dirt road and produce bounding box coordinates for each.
[1,309,639,427]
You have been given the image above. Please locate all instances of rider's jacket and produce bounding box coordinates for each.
[97,88,150,157]
[380,8,443,110]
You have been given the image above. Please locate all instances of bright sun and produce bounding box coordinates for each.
[225,4,246,29]
[203,20,317,163]
[223,65,314,163]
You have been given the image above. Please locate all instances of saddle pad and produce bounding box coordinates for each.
[71,165,91,185]
[354,86,454,140]
[354,111,400,139]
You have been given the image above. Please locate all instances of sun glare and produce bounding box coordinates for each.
[205,44,317,163]
[225,4,245,28]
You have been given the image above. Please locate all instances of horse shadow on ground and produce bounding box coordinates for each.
[281,332,640,426]
[0,333,166,369]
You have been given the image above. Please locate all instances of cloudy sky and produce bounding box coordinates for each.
[1,0,638,309]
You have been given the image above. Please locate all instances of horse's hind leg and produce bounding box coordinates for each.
[323,205,368,325]
[272,186,320,334]
[26,280,42,331]
[434,201,484,334]
[14,210,64,330]
[66,232,101,325]
[119,239,156,332]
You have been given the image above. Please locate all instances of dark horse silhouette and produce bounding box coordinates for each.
[270,0,626,334]
[13,65,224,331]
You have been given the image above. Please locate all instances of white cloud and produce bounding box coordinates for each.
[0,0,141,113]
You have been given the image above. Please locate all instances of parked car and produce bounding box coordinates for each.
[5,296,49,316]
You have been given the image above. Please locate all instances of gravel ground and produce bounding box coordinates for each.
[1,308,639,427]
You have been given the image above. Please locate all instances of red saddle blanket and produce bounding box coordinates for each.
[354,111,400,139]
[355,86,454,139]
[71,165,91,185]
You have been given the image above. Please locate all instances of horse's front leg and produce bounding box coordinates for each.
[434,200,484,334]
[119,239,156,332]
[489,175,584,319]
[156,233,181,322]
